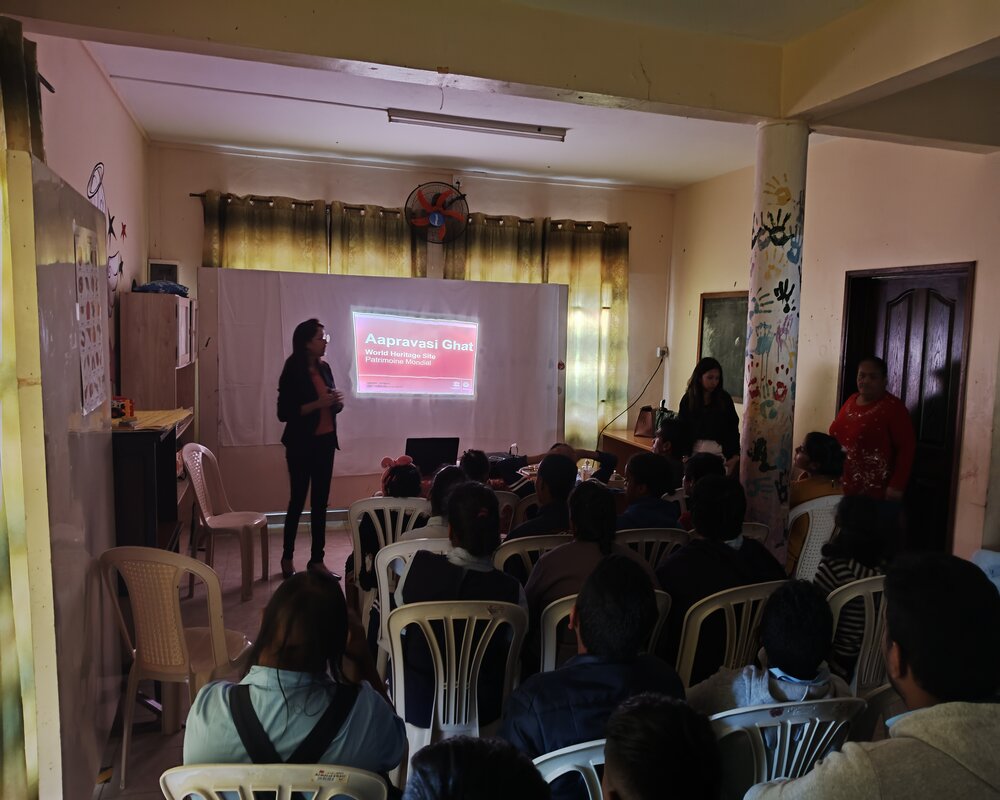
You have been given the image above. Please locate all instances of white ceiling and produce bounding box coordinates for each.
[86,42,762,189]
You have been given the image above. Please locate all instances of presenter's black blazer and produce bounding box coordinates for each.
[276,357,342,451]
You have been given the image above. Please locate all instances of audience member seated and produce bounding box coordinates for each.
[652,415,686,491]
[813,494,892,681]
[490,442,618,496]
[183,570,404,772]
[501,555,683,800]
[687,580,849,716]
[675,452,725,531]
[785,432,845,574]
[346,462,425,593]
[400,465,466,543]
[603,693,721,800]
[655,475,785,679]
[747,552,1000,799]
[458,448,509,491]
[506,454,577,540]
[616,452,680,530]
[403,736,551,800]
[395,482,525,729]
[525,480,658,627]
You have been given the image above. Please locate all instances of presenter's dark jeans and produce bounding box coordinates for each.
[283,432,336,563]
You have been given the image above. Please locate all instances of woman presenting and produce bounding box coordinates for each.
[277,318,344,578]
[678,357,740,475]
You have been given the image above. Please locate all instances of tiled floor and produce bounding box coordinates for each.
[92,522,354,799]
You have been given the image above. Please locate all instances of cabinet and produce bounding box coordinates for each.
[120,292,197,410]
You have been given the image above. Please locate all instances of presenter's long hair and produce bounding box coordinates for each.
[685,356,725,412]
[290,318,323,365]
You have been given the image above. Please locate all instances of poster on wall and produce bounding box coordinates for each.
[75,224,107,414]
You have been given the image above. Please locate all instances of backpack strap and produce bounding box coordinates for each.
[288,684,360,763]
[228,684,282,764]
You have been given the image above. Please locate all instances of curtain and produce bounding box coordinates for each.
[329,203,415,277]
[545,221,629,448]
[444,214,545,283]
[201,191,327,273]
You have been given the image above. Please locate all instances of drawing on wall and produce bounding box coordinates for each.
[742,158,806,548]
[699,292,749,403]
[75,224,107,414]
[86,162,126,387]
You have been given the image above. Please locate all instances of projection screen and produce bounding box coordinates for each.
[216,269,567,475]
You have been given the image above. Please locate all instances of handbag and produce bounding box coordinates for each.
[634,405,655,438]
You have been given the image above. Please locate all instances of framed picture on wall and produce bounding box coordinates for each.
[698,291,749,403]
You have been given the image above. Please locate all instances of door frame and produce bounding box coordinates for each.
[837,262,976,551]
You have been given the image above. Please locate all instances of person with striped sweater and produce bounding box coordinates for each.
[813,495,894,681]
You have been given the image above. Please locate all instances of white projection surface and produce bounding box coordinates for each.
[216,270,567,475]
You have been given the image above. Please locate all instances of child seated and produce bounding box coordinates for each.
[675,452,725,531]
[814,494,892,681]
[686,580,849,716]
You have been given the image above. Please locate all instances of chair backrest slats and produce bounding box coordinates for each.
[533,739,605,800]
[387,600,526,739]
[492,533,572,576]
[710,698,866,798]
[616,528,689,570]
[790,495,842,581]
[676,580,786,688]
[826,575,887,695]
[160,763,390,800]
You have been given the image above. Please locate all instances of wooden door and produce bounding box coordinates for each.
[839,264,974,552]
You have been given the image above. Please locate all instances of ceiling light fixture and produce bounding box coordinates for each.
[387,109,566,142]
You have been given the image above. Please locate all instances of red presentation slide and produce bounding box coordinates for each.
[353,311,479,396]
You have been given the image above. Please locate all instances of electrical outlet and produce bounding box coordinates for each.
[656,346,668,358]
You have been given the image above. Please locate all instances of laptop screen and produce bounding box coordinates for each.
[404,437,460,477]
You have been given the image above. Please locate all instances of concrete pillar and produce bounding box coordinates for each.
[740,120,809,553]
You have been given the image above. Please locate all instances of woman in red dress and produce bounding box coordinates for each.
[829,356,915,512]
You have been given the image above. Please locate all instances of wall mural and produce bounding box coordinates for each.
[740,125,808,553]
[85,162,126,389]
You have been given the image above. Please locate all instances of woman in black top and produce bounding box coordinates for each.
[276,318,343,578]
[677,357,740,475]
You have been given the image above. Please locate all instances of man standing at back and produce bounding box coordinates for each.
[499,556,683,800]
[747,552,1000,799]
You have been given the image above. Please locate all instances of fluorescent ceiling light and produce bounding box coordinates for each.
[387,109,566,142]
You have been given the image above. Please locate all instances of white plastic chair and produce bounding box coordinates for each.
[512,493,540,527]
[540,590,672,672]
[495,490,519,536]
[160,763,388,800]
[100,546,251,788]
[849,682,905,742]
[492,533,572,576]
[532,739,606,800]
[827,575,887,695]
[373,538,453,675]
[616,528,690,570]
[741,522,770,544]
[790,495,842,581]
[710,698,866,800]
[348,496,431,643]
[662,489,687,514]
[182,443,268,601]
[676,580,787,688]
[386,600,527,756]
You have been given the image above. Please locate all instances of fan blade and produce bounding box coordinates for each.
[435,224,447,241]
[410,216,431,227]
[416,189,434,213]
[431,188,454,210]
[442,209,465,222]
